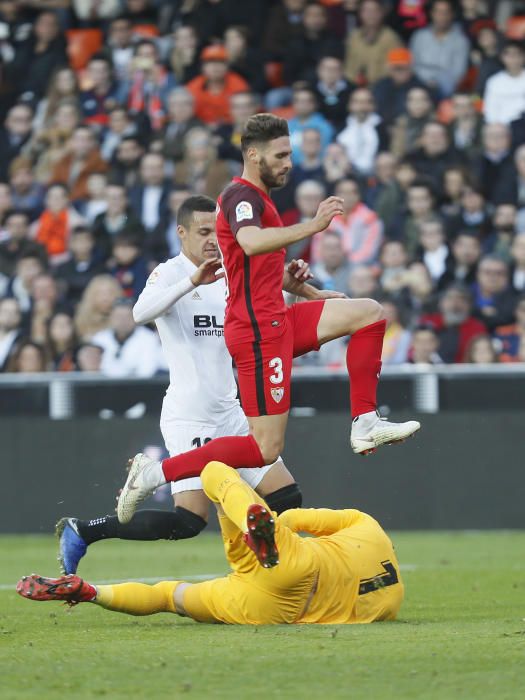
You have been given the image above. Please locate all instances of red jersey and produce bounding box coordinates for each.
[217,177,286,345]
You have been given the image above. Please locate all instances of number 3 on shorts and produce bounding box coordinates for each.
[269,356,283,384]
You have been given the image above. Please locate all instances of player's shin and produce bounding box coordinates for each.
[161,435,265,482]
[77,508,207,544]
[201,461,267,531]
[346,319,386,418]
[96,581,181,616]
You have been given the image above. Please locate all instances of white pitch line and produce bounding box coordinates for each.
[2,566,421,591]
[0,573,222,591]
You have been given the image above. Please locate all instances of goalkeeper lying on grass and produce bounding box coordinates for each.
[17,461,403,625]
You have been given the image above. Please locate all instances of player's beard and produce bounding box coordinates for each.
[259,157,289,190]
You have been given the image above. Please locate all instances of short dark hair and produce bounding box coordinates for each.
[454,230,481,242]
[110,14,132,26]
[113,232,142,248]
[2,209,30,226]
[134,39,158,55]
[48,182,69,195]
[108,103,129,115]
[440,282,473,301]
[177,195,216,230]
[413,324,438,336]
[430,0,454,13]
[120,134,142,146]
[89,52,112,67]
[503,39,525,53]
[241,113,289,153]
[409,177,436,199]
[71,225,94,237]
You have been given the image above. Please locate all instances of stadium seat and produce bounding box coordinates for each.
[132,25,160,39]
[265,62,285,88]
[506,16,525,39]
[436,97,483,124]
[270,106,295,120]
[457,66,479,93]
[436,99,453,124]
[437,96,483,123]
[66,29,103,71]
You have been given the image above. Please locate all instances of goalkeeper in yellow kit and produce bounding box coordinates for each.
[17,462,403,625]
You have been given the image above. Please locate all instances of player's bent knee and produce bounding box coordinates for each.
[364,298,385,323]
[259,443,283,465]
[200,461,235,497]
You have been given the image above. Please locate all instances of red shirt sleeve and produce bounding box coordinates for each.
[222,185,265,237]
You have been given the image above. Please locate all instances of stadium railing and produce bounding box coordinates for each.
[1,364,525,418]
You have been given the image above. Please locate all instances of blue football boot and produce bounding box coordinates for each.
[55,517,87,575]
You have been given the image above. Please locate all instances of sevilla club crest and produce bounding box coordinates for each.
[271,387,284,403]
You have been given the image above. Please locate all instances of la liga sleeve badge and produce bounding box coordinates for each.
[235,201,253,222]
[146,267,161,286]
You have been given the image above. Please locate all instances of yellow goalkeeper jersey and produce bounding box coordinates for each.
[183,508,403,625]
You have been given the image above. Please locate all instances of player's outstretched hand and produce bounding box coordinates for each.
[191,258,225,286]
[287,258,314,282]
[313,196,344,232]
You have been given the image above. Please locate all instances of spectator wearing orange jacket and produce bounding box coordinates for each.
[51,126,108,202]
[34,184,85,263]
[310,177,383,269]
[186,45,249,126]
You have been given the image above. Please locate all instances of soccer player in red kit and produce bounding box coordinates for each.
[117,114,420,524]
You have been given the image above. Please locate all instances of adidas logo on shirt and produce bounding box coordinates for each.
[191,291,202,300]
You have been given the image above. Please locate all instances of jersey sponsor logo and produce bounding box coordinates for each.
[271,387,284,403]
[194,315,223,328]
[191,290,202,300]
[193,314,224,337]
[235,200,253,222]
[146,268,160,286]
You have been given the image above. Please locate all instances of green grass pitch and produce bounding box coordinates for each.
[1,531,524,700]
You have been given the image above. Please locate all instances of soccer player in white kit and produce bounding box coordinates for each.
[57,196,302,575]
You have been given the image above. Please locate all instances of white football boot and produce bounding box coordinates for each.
[350,411,421,456]
[117,453,166,523]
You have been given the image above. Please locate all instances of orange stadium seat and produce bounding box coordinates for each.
[66,29,103,71]
[265,62,285,88]
[437,98,454,124]
[506,16,525,39]
[457,65,479,93]
[132,24,160,39]
[270,106,295,120]
[437,96,483,124]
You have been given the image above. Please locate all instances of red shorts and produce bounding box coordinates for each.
[227,300,325,417]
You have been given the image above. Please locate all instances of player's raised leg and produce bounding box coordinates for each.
[117,434,269,523]
[315,298,421,454]
[62,459,298,574]
[201,461,279,568]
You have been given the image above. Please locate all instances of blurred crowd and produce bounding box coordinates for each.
[1,0,525,377]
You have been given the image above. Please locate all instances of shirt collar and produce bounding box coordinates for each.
[179,251,198,273]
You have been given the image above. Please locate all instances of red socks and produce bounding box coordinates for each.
[162,434,265,482]
[346,319,386,418]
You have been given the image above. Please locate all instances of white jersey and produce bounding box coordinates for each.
[134,253,239,423]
